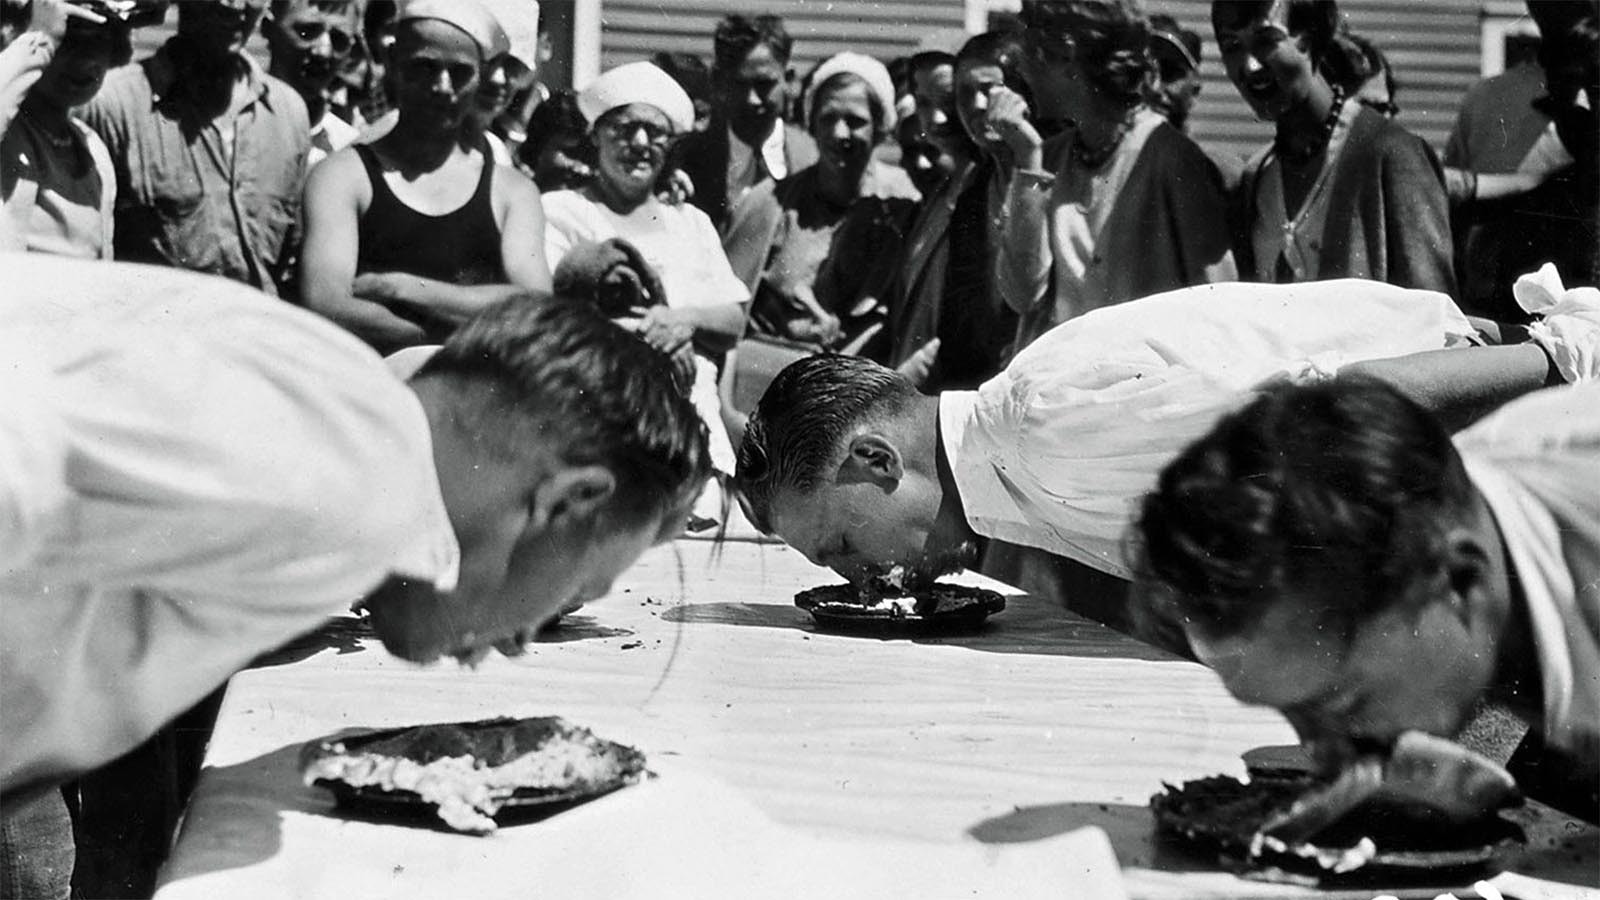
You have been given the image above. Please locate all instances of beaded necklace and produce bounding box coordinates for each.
[1274,85,1346,164]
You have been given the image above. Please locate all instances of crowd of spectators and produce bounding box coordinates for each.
[2,0,1597,895]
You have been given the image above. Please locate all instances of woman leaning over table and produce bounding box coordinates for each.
[1213,0,1454,293]
[1,0,122,258]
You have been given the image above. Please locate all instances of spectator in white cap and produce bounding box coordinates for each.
[542,60,749,520]
[299,0,551,354]
[730,50,918,356]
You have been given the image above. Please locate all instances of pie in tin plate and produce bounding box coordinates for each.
[300,716,650,834]
[1150,767,1526,885]
[793,582,1005,635]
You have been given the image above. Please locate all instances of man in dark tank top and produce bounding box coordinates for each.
[298,0,551,354]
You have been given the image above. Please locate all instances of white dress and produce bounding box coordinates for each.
[541,190,747,500]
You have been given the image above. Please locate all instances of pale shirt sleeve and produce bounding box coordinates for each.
[541,191,593,272]
[682,204,750,308]
[1512,263,1600,383]
[0,348,71,573]
[995,167,1054,317]
[954,280,1478,578]
[0,258,460,789]
[1454,382,1600,757]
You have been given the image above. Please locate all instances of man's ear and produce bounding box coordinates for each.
[838,433,903,486]
[528,465,617,531]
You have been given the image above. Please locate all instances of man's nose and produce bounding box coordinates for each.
[745,87,765,108]
[1242,53,1265,75]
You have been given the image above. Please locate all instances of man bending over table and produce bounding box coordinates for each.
[1133,377,1599,821]
[734,278,1593,608]
[0,254,710,803]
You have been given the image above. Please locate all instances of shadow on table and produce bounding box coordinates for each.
[533,614,634,643]
[157,739,315,886]
[660,602,812,631]
[968,800,1206,871]
[660,600,1182,662]
[251,617,373,668]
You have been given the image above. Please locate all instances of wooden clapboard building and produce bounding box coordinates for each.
[566,0,1538,161]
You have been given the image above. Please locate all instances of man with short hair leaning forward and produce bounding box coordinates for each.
[0,254,710,803]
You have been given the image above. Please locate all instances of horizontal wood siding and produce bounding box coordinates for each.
[1151,0,1487,164]
[599,0,967,76]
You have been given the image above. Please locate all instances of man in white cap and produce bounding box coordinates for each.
[542,60,751,515]
[300,0,551,354]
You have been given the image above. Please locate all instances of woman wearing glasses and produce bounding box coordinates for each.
[540,60,746,503]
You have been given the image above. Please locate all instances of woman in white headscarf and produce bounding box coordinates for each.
[541,61,745,512]
[728,52,920,353]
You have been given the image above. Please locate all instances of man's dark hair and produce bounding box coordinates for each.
[654,50,711,103]
[1020,0,1154,107]
[416,296,713,527]
[712,13,793,72]
[736,355,920,534]
[1210,0,1342,69]
[1133,377,1478,641]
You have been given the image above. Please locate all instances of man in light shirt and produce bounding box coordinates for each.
[735,279,1573,607]
[0,254,710,802]
[1133,377,1598,821]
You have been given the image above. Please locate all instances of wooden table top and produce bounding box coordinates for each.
[151,540,1598,900]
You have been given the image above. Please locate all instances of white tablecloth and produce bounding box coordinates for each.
[152,541,1597,899]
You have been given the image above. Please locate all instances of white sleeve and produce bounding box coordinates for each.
[541,192,584,272]
[1513,265,1600,384]
[0,356,70,573]
[687,206,751,308]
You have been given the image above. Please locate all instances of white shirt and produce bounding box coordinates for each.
[541,190,747,476]
[542,190,750,312]
[941,279,1477,578]
[308,109,359,169]
[0,255,459,792]
[725,121,789,202]
[1456,382,1600,763]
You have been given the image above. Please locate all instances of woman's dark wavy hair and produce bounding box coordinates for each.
[1131,376,1477,643]
[735,355,919,534]
[1210,0,1343,71]
[415,296,713,529]
[957,29,1036,108]
[1020,0,1153,108]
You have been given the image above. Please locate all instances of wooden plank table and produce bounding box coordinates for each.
[151,540,1598,899]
